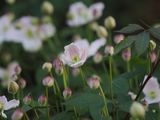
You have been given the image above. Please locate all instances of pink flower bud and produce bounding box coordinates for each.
[53,58,63,75]
[104,45,114,56]
[93,52,103,64]
[42,76,54,87]
[63,88,72,99]
[72,68,80,77]
[11,109,24,120]
[18,78,26,89]
[113,34,124,44]
[149,52,157,63]
[122,48,131,61]
[23,95,32,105]
[38,95,47,106]
[87,75,100,89]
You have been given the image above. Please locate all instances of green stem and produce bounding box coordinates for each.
[80,68,86,86]
[127,60,132,88]
[45,87,50,120]
[74,107,78,119]
[62,66,68,89]
[34,109,39,119]
[99,85,109,117]
[24,112,30,120]
[109,56,113,99]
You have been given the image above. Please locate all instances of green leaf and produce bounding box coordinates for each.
[117,24,144,34]
[134,31,150,55]
[149,27,160,43]
[114,36,135,54]
[53,112,74,120]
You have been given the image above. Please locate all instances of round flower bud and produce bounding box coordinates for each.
[87,75,100,89]
[149,40,156,51]
[18,78,26,89]
[11,109,23,120]
[149,52,157,63]
[72,68,80,77]
[93,52,103,64]
[96,26,108,38]
[113,34,124,44]
[23,95,32,105]
[104,16,116,29]
[6,0,15,5]
[42,62,52,72]
[42,1,54,15]
[38,95,47,106]
[8,81,19,95]
[53,58,63,75]
[122,48,131,61]
[89,22,99,31]
[63,88,72,99]
[104,45,114,56]
[130,102,145,119]
[42,76,54,87]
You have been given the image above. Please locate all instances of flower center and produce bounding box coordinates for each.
[26,29,34,39]
[149,91,157,99]
[72,56,80,63]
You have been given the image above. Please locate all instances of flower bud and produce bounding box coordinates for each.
[42,1,54,15]
[89,22,99,31]
[14,65,22,75]
[63,88,72,99]
[113,34,124,44]
[11,109,23,120]
[96,26,108,38]
[42,76,54,87]
[6,0,15,5]
[93,52,103,64]
[104,16,116,29]
[23,95,32,105]
[53,58,63,75]
[87,75,100,89]
[8,81,19,94]
[104,45,114,56]
[122,48,131,61]
[149,40,156,51]
[72,68,80,77]
[149,52,157,63]
[128,91,136,100]
[18,78,26,89]
[42,62,52,72]
[130,102,145,119]
[38,95,47,106]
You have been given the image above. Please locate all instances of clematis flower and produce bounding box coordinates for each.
[143,75,160,104]
[63,41,88,68]
[0,96,19,118]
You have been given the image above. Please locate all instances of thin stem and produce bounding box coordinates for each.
[109,56,113,99]
[24,112,30,120]
[62,66,68,89]
[99,85,109,117]
[45,87,50,120]
[127,60,132,88]
[34,109,39,119]
[74,106,78,119]
[80,68,86,86]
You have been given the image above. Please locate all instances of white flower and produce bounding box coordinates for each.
[63,41,88,68]
[0,96,19,118]
[143,75,160,104]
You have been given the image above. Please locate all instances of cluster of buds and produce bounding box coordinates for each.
[23,95,32,105]
[63,88,72,99]
[41,1,54,15]
[87,75,100,89]
[11,109,24,120]
[38,95,47,106]
[8,81,19,95]
[53,58,63,75]
[42,62,52,72]
[42,76,54,87]
[104,45,114,56]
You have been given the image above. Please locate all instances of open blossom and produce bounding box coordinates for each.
[0,96,19,118]
[67,2,104,26]
[143,75,160,104]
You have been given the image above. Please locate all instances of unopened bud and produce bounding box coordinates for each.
[23,95,32,105]
[130,102,145,119]
[104,45,114,56]
[42,76,54,87]
[42,1,54,14]
[122,48,131,61]
[104,16,116,29]
[53,58,63,75]
[87,75,100,89]
[42,62,52,72]
[18,78,26,89]
[63,88,72,99]
[11,109,23,120]
[96,26,108,38]
[149,40,156,51]
[113,34,124,44]
[93,52,103,64]
[6,0,15,5]
[149,52,157,63]
[90,22,99,31]
[8,81,19,94]
[38,95,47,106]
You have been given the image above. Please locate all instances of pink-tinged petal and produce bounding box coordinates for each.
[64,43,80,59]
[0,96,7,105]
[143,75,159,94]
[4,99,19,110]
[89,38,106,57]
[80,48,88,62]
[74,39,89,50]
